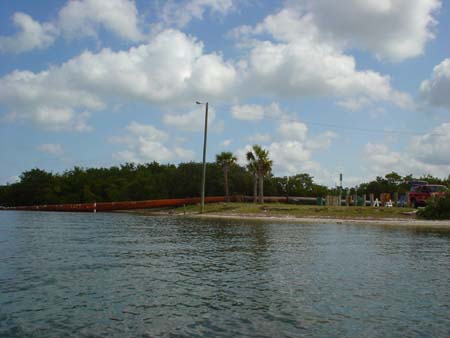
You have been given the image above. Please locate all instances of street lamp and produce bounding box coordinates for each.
[196,101,209,213]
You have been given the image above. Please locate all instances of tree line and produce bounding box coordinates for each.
[0,146,325,206]
[0,146,448,207]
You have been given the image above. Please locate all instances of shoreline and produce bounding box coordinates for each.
[121,209,450,229]
[191,213,450,228]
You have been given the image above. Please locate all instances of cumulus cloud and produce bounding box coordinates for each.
[420,58,450,111]
[112,121,195,163]
[0,68,101,131]
[247,133,272,144]
[363,143,403,171]
[230,102,282,121]
[163,106,224,132]
[126,121,168,141]
[410,123,450,165]
[36,143,64,156]
[267,128,337,178]
[236,140,329,182]
[306,131,338,150]
[231,104,264,121]
[0,0,144,53]
[0,2,425,135]
[277,121,308,141]
[0,12,57,53]
[235,112,336,178]
[286,0,441,62]
[0,30,236,131]
[231,101,338,178]
[363,123,450,177]
[1,0,240,54]
[233,9,414,110]
[158,0,234,28]
[268,141,317,175]
[58,0,143,41]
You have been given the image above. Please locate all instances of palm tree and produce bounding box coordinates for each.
[246,153,259,203]
[246,145,273,203]
[216,151,237,202]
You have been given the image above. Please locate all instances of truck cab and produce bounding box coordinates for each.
[409,185,448,208]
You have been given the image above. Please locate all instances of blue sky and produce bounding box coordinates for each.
[1,0,449,187]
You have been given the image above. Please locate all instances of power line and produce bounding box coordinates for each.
[260,115,447,137]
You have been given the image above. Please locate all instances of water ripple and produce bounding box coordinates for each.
[0,211,449,337]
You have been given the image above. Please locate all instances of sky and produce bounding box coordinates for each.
[0,0,449,187]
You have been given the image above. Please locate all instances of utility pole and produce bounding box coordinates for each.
[339,173,343,207]
[286,176,290,203]
[197,101,209,213]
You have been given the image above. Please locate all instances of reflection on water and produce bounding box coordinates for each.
[0,211,449,337]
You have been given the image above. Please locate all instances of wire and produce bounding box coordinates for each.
[260,114,447,137]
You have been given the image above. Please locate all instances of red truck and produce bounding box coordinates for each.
[409,184,448,208]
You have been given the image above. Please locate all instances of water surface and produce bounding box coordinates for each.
[1,211,449,337]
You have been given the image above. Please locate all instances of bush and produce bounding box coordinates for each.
[417,193,450,220]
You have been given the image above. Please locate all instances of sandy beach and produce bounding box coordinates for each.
[120,208,450,229]
[190,213,450,228]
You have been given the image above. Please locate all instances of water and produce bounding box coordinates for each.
[0,211,449,337]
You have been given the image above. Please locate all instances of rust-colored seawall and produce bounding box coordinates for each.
[7,196,226,212]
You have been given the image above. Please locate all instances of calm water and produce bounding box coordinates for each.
[0,211,449,337]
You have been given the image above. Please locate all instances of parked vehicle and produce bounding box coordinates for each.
[409,184,449,208]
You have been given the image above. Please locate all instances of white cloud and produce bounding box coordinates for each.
[173,146,196,161]
[363,143,403,171]
[158,0,234,28]
[420,58,450,111]
[306,131,338,150]
[337,97,373,112]
[58,0,143,41]
[0,12,57,53]
[36,143,64,156]
[136,137,173,163]
[126,121,168,141]
[230,102,283,121]
[267,138,336,182]
[0,69,101,131]
[221,139,232,147]
[0,1,144,54]
[410,123,450,165]
[287,0,441,62]
[232,103,338,178]
[233,104,339,178]
[237,140,331,183]
[163,107,224,132]
[268,141,316,175]
[113,150,141,163]
[235,141,329,183]
[0,29,236,131]
[236,117,336,178]
[112,121,196,163]
[362,123,450,178]
[231,104,264,120]
[277,121,308,141]
[234,9,414,109]
[5,176,21,185]
[247,133,272,144]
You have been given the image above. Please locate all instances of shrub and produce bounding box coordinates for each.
[417,193,450,220]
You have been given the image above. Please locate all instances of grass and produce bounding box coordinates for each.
[175,202,416,220]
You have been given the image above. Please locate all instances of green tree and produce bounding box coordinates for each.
[246,145,273,203]
[216,151,237,202]
[246,154,259,203]
[17,168,58,205]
